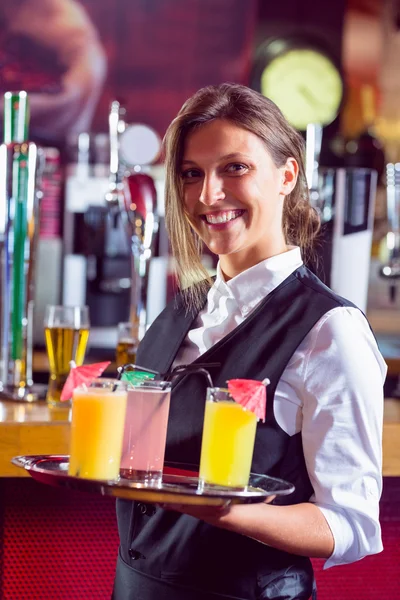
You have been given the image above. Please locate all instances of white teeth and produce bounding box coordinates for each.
[205,210,242,224]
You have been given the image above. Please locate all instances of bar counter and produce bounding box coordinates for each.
[0,400,71,477]
[1,397,400,477]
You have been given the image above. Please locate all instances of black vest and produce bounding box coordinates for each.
[114,266,356,600]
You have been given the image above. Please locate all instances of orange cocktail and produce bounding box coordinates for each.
[199,388,257,488]
[68,378,127,480]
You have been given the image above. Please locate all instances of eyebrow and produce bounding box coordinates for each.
[181,153,250,166]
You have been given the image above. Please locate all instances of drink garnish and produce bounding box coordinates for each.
[120,370,156,385]
[60,361,111,401]
[227,378,269,422]
[117,363,158,386]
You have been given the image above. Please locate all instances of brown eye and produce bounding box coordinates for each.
[226,163,247,174]
[181,169,201,180]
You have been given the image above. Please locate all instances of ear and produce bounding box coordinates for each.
[280,158,299,196]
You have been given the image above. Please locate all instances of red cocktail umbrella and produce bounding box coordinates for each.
[227,378,269,422]
[60,361,111,401]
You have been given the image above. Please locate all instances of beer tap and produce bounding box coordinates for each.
[380,162,400,303]
[0,91,46,400]
[122,134,159,342]
[105,100,125,211]
[105,101,159,343]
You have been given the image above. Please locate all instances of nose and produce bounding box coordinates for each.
[199,172,225,206]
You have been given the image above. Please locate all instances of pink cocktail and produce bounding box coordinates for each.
[120,380,171,483]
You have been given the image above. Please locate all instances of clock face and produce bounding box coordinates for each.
[260,48,343,130]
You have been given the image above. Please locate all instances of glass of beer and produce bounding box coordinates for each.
[116,321,138,368]
[44,305,90,406]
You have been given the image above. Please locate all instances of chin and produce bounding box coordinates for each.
[208,244,238,257]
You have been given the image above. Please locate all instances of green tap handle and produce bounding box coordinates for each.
[11,147,29,361]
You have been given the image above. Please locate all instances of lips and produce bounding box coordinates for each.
[201,209,245,224]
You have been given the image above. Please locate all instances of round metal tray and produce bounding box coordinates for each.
[12,455,294,506]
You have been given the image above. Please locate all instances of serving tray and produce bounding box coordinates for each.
[11,455,294,506]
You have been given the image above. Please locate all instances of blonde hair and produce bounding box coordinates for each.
[164,83,320,310]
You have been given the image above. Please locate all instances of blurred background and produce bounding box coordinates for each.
[2,0,400,384]
[0,0,389,149]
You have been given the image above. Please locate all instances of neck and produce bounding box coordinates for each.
[220,242,289,281]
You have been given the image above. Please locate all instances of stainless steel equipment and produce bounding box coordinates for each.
[379,163,400,303]
[104,100,160,344]
[0,140,45,400]
[62,102,163,349]
[306,124,377,312]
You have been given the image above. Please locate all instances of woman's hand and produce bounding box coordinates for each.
[161,501,232,526]
[161,495,275,529]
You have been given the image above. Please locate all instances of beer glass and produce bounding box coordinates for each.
[115,321,138,368]
[44,305,90,405]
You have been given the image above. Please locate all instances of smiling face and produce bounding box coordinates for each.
[181,119,298,279]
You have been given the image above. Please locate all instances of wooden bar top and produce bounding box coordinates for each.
[0,400,71,477]
[1,398,399,478]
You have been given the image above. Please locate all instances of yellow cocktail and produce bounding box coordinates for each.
[199,388,257,488]
[68,379,127,480]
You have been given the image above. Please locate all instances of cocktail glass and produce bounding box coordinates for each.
[199,387,258,489]
[120,380,171,484]
[68,378,127,480]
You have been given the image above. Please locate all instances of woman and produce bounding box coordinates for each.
[113,83,386,600]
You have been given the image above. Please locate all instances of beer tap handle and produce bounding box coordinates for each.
[109,100,120,184]
[114,120,161,342]
[380,163,400,302]
[386,162,400,234]
[105,100,124,208]
[306,123,323,198]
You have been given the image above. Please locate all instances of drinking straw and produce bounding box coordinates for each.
[117,362,220,386]
[165,364,215,389]
[118,363,160,376]
[165,362,219,381]
[120,365,216,463]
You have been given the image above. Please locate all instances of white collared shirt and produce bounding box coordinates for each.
[174,247,387,569]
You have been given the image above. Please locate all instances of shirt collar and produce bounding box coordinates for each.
[209,247,303,316]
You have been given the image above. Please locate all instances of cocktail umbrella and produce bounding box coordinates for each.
[60,361,111,401]
[117,363,159,385]
[227,378,270,422]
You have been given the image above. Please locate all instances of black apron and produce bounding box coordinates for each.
[113,266,357,599]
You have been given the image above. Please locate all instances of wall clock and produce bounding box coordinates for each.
[252,37,344,131]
